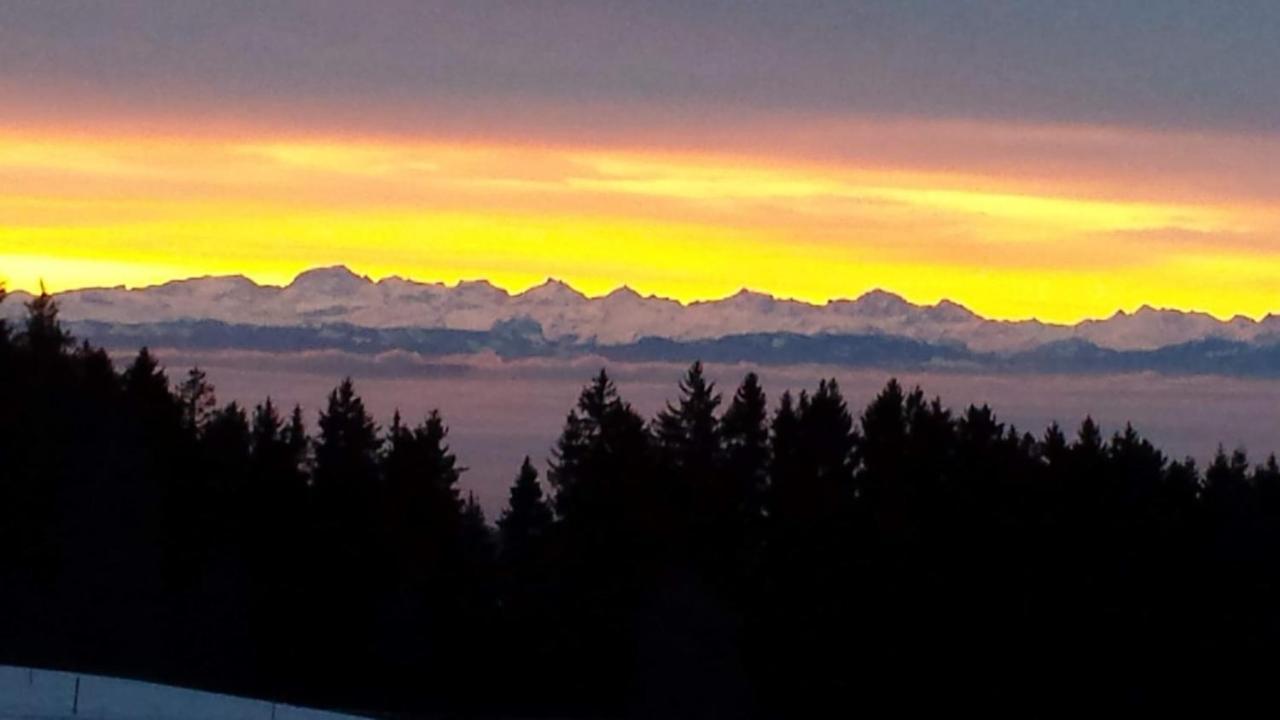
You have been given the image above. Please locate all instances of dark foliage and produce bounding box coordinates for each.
[3,292,1279,716]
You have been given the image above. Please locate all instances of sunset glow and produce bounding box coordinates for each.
[3,2,1280,323]
[5,122,1279,323]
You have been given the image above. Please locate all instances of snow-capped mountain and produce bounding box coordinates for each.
[5,265,1279,353]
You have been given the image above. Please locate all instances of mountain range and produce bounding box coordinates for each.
[6,266,1280,374]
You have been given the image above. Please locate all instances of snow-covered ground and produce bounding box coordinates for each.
[0,666,364,720]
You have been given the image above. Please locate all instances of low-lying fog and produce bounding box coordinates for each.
[144,350,1280,517]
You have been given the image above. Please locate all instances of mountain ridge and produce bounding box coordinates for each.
[5,265,1279,353]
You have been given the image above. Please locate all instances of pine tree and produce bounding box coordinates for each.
[250,398,284,464]
[460,491,495,562]
[766,390,802,521]
[654,361,723,548]
[203,402,252,488]
[858,378,908,481]
[178,367,218,436]
[308,379,382,682]
[122,348,181,431]
[20,284,71,359]
[314,377,379,492]
[721,372,769,530]
[1074,416,1105,458]
[123,348,168,399]
[1108,423,1167,500]
[1204,445,1250,504]
[284,404,310,481]
[654,361,722,481]
[1041,423,1069,468]
[382,409,465,543]
[1255,454,1280,507]
[801,379,856,491]
[499,456,553,558]
[548,369,651,524]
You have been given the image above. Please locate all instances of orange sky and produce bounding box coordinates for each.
[3,114,1280,323]
[5,3,1280,323]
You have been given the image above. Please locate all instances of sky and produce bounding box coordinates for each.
[3,1,1280,322]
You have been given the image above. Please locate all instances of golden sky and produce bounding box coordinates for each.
[4,117,1280,323]
[3,4,1280,323]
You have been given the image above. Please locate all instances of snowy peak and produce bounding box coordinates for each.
[11,267,1277,353]
[286,265,372,294]
[150,274,257,296]
[842,289,914,316]
[517,278,587,303]
[604,285,644,301]
[926,299,979,323]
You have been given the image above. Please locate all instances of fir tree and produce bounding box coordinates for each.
[548,369,651,524]
[20,284,71,359]
[178,367,218,436]
[314,377,379,492]
[499,456,554,558]
[382,409,465,545]
[654,360,722,480]
[720,372,769,530]
[766,390,802,521]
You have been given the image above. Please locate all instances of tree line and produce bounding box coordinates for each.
[2,288,1279,716]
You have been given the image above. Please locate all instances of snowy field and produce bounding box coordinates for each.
[0,666,363,720]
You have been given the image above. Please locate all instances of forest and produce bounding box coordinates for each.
[3,288,1280,717]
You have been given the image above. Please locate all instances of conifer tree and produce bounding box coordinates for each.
[654,361,722,547]
[203,402,252,487]
[654,361,722,480]
[1041,423,1069,468]
[720,372,769,532]
[20,285,71,359]
[859,378,908,481]
[1204,445,1251,505]
[381,409,465,556]
[122,348,181,432]
[460,491,495,562]
[123,348,168,400]
[1255,455,1280,508]
[548,369,650,524]
[284,404,310,480]
[178,367,218,436]
[546,370,655,704]
[800,379,856,492]
[250,398,286,474]
[766,390,802,521]
[314,377,379,492]
[1074,416,1105,459]
[499,456,553,558]
[1164,457,1200,504]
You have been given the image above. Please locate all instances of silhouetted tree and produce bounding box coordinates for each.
[314,378,379,493]
[718,372,769,563]
[549,369,652,530]
[654,361,722,553]
[178,367,218,435]
[19,284,71,361]
[547,369,654,705]
[306,378,381,689]
[499,457,553,561]
[5,324,1280,717]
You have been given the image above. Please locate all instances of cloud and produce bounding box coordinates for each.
[3,1,1279,134]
